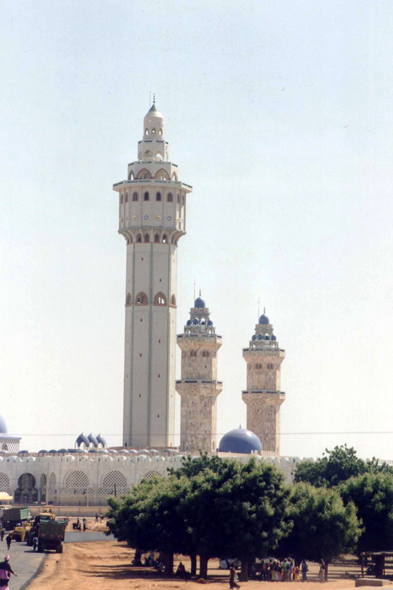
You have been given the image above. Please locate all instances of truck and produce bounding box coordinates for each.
[37,519,67,553]
[2,507,30,530]
[26,512,56,546]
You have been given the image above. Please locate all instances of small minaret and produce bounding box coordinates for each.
[176,294,223,453]
[242,311,285,455]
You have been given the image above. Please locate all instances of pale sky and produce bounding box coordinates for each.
[1,0,393,459]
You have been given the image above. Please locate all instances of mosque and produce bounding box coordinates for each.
[0,102,306,505]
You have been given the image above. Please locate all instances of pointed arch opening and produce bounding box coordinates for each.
[155,150,163,160]
[128,171,135,180]
[144,234,150,243]
[172,172,178,181]
[137,169,151,180]
[136,234,142,243]
[144,150,151,158]
[162,234,167,244]
[135,292,148,306]
[167,192,173,202]
[154,293,167,306]
[144,192,149,201]
[132,192,139,201]
[156,192,162,201]
[154,234,160,243]
[158,129,163,136]
[155,169,169,180]
[145,128,149,136]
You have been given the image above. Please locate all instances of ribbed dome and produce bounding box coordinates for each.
[88,433,98,447]
[259,314,270,325]
[96,433,107,447]
[208,320,213,326]
[194,297,206,308]
[75,433,89,447]
[193,318,199,325]
[271,334,277,341]
[219,428,262,454]
[0,416,7,434]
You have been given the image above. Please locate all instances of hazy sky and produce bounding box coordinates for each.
[1,0,393,459]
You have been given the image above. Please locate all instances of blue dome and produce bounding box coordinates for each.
[186,320,191,326]
[193,318,199,325]
[259,314,269,325]
[96,433,106,447]
[219,428,262,454]
[208,320,213,326]
[195,297,206,308]
[258,333,263,340]
[265,335,270,340]
[0,416,7,434]
[88,433,98,447]
[252,335,256,341]
[271,334,277,341]
[75,433,89,447]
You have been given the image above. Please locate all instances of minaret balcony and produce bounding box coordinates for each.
[176,379,223,397]
[113,179,193,192]
[242,390,285,407]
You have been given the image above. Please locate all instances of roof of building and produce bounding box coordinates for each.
[0,416,7,434]
[218,427,262,454]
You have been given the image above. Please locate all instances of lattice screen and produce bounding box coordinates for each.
[63,470,92,494]
[139,470,162,483]
[0,473,10,494]
[18,473,36,490]
[99,471,129,495]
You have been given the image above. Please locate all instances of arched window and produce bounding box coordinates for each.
[167,193,173,202]
[144,192,149,201]
[133,192,138,201]
[162,234,167,243]
[170,294,176,306]
[120,195,123,204]
[125,193,128,203]
[152,128,156,135]
[156,192,161,201]
[190,350,197,357]
[154,293,167,306]
[155,151,163,160]
[126,293,132,305]
[128,236,133,243]
[158,129,163,136]
[155,169,169,180]
[154,234,160,243]
[172,172,178,181]
[137,169,151,180]
[136,234,142,243]
[144,150,151,158]
[145,128,149,136]
[144,234,150,243]
[128,171,135,180]
[135,292,148,305]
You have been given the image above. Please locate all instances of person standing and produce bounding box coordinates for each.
[319,560,325,583]
[5,537,11,552]
[301,560,308,582]
[294,563,300,582]
[289,559,294,582]
[229,565,240,589]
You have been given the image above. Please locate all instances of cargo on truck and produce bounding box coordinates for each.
[2,507,30,530]
[26,512,56,546]
[37,519,66,553]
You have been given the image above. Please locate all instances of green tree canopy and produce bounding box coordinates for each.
[340,472,393,554]
[278,482,361,579]
[294,445,393,488]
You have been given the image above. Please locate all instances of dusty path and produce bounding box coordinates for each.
[27,542,363,590]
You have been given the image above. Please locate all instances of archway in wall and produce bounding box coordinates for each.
[99,471,129,497]
[15,473,37,503]
[138,470,162,483]
[40,474,47,503]
[63,470,92,495]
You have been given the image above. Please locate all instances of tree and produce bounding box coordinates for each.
[294,445,393,488]
[340,473,393,556]
[278,483,360,580]
[180,458,291,580]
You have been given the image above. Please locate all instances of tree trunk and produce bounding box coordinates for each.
[324,560,330,582]
[375,555,384,578]
[199,555,209,579]
[191,554,197,577]
[240,559,249,582]
[164,553,174,576]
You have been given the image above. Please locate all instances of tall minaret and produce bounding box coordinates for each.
[113,100,192,448]
[242,311,285,455]
[176,295,223,453]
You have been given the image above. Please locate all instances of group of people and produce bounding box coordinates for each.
[255,558,309,582]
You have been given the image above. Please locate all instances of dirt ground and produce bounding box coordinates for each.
[65,515,108,532]
[28,542,366,590]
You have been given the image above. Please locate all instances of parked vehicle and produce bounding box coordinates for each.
[37,519,67,553]
[2,507,30,530]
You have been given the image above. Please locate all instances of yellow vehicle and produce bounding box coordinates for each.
[11,522,32,542]
[26,512,56,546]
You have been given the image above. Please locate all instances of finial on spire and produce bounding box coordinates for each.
[153,93,156,105]
[264,307,266,314]
[199,289,201,297]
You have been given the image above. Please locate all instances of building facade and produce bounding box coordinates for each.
[113,101,192,448]
[176,296,223,453]
[242,313,285,454]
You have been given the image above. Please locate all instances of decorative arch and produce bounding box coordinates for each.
[128,171,135,180]
[172,172,178,181]
[145,128,149,136]
[63,470,91,494]
[135,292,148,306]
[156,192,162,201]
[99,471,129,496]
[137,169,151,180]
[154,293,167,306]
[155,169,169,180]
[126,293,132,306]
[48,472,56,490]
[151,128,156,135]
[167,192,173,202]
[144,150,151,158]
[136,234,142,243]
[138,470,162,483]
[132,192,139,201]
[171,294,177,306]
[155,150,163,160]
[154,234,160,243]
[144,234,150,243]
[162,234,167,244]
[15,473,37,503]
